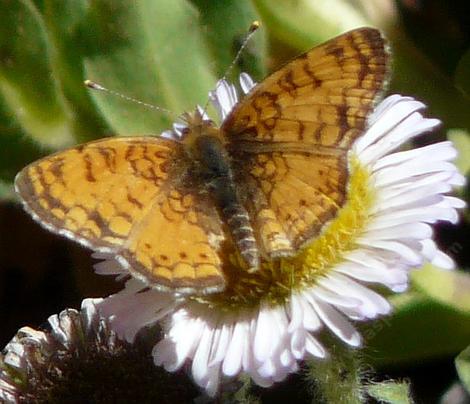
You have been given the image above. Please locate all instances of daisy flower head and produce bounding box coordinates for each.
[0,299,198,403]
[94,73,465,396]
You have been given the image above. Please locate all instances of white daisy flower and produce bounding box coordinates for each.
[94,74,465,397]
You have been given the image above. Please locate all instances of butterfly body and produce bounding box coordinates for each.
[15,28,390,294]
[179,110,260,271]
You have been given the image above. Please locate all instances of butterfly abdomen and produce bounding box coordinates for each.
[216,180,260,271]
[194,133,260,271]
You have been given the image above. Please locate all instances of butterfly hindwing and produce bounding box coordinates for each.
[233,148,347,256]
[120,188,225,293]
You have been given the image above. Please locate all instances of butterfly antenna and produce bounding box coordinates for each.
[220,20,260,85]
[202,20,260,114]
[84,80,177,119]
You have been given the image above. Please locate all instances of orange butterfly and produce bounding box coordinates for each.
[15,27,389,294]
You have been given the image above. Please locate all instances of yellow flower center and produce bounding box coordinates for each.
[191,156,375,312]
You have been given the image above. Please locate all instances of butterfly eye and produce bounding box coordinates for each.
[181,127,190,136]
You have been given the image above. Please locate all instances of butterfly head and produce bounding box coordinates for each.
[178,108,224,154]
[179,106,216,128]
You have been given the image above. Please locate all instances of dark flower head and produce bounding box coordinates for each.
[0,299,198,403]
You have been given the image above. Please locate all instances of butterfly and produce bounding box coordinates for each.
[15,27,389,294]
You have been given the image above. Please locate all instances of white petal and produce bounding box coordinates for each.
[240,72,256,93]
[359,240,422,265]
[376,171,456,200]
[362,223,432,241]
[374,160,458,188]
[211,79,237,119]
[222,319,248,376]
[258,359,276,378]
[81,298,102,331]
[192,324,213,385]
[47,314,68,346]
[290,329,306,359]
[373,141,457,171]
[305,334,327,358]
[443,196,466,209]
[320,274,391,318]
[196,105,211,120]
[160,129,177,140]
[368,207,458,228]
[431,250,455,270]
[287,294,304,333]
[310,286,362,309]
[242,317,258,371]
[449,172,467,186]
[357,97,426,154]
[254,306,279,362]
[209,323,232,366]
[202,365,221,397]
[373,185,452,214]
[360,114,440,164]
[336,263,407,286]
[299,294,322,331]
[156,315,204,371]
[280,347,295,367]
[309,298,361,346]
[346,250,388,270]
[250,372,275,388]
[99,289,176,342]
[152,338,177,369]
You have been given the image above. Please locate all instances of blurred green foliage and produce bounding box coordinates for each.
[1,0,469,402]
[0,0,265,186]
[456,344,470,394]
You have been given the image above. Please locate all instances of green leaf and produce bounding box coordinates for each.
[366,380,412,404]
[455,49,470,98]
[252,0,370,51]
[448,129,470,176]
[189,0,266,81]
[81,0,218,135]
[0,88,45,184]
[411,265,470,314]
[0,0,268,199]
[362,291,470,367]
[0,180,16,201]
[38,0,109,142]
[456,345,470,394]
[390,29,470,131]
[0,0,77,148]
[363,266,470,367]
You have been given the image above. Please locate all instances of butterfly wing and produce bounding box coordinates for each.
[224,28,389,147]
[15,137,225,293]
[119,187,226,293]
[232,148,347,255]
[223,28,389,256]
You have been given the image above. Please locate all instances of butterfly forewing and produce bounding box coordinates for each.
[15,137,226,293]
[223,28,389,147]
[224,27,389,256]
